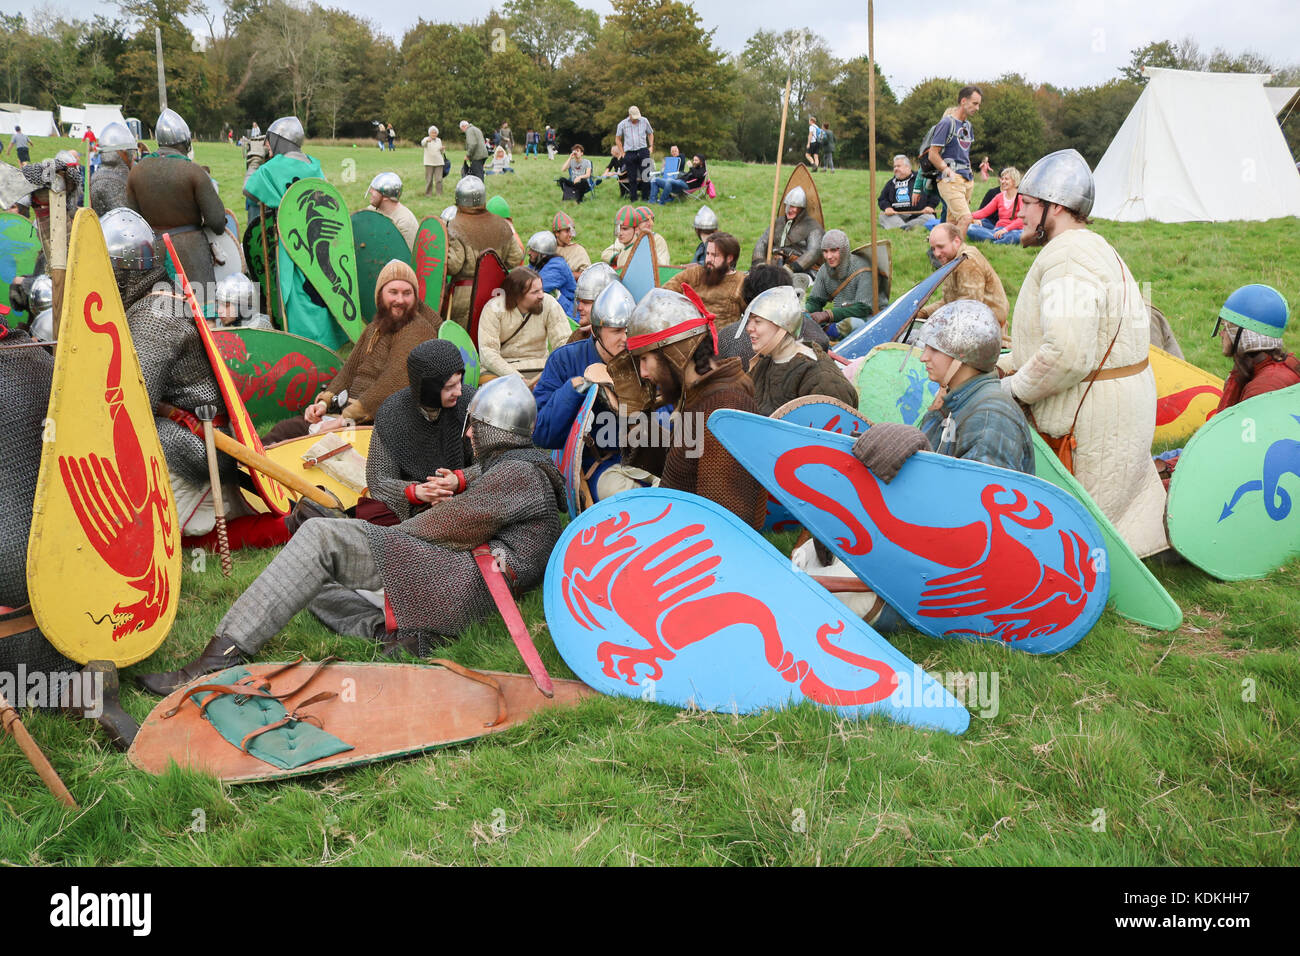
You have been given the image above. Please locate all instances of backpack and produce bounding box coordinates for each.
[917,118,957,176]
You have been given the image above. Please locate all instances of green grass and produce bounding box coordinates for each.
[2,139,1298,866]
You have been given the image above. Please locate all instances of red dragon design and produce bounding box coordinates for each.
[560,504,898,707]
[213,331,335,412]
[414,228,444,302]
[1155,385,1221,427]
[774,445,1096,644]
[58,292,176,641]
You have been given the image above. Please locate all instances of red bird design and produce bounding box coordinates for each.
[58,292,175,641]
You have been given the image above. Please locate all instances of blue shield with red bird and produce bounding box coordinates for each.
[544,488,970,733]
[711,410,1109,654]
[764,396,869,531]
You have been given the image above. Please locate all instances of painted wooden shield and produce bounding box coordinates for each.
[243,214,279,324]
[129,662,595,784]
[855,342,941,426]
[658,264,684,286]
[211,327,342,428]
[0,212,42,327]
[26,210,180,666]
[783,163,823,230]
[438,320,481,388]
[210,225,245,282]
[262,427,374,510]
[711,410,1110,654]
[279,179,364,342]
[468,250,507,348]
[544,489,969,734]
[1167,384,1300,580]
[558,384,601,519]
[1151,346,1223,446]
[764,396,871,532]
[351,209,410,323]
[414,216,448,311]
[620,234,659,302]
[832,256,962,361]
[224,208,239,238]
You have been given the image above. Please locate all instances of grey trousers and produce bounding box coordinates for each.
[878,212,929,231]
[217,518,382,655]
[424,163,444,196]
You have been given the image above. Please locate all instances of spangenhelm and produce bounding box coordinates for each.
[783,186,807,209]
[1213,284,1289,340]
[466,374,536,438]
[215,273,258,313]
[1019,148,1095,219]
[266,116,305,157]
[627,288,710,356]
[615,205,636,228]
[551,211,575,235]
[487,195,511,218]
[575,262,619,303]
[527,230,557,257]
[591,281,635,330]
[735,285,804,339]
[30,274,53,313]
[441,205,458,221]
[916,299,1002,373]
[693,204,719,232]
[369,171,402,200]
[634,205,653,225]
[454,175,486,209]
[101,208,158,271]
[155,109,191,150]
[97,122,137,158]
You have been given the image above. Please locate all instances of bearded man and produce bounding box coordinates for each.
[126,109,225,310]
[806,230,892,340]
[137,376,565,690]
[750,186,824,275]
[527,230,576,316]
[262,259,442,444]
[551,211,590,277]
[663,231,746,326]
[89,122,138,215]
[477,266,574,385]
[998,149,1168,557]
[444,175,525,327]
[102,209,290,550]
[917,223,1009,329]
[628,288,765,528]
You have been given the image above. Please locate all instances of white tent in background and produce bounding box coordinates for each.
[1265,86,1299,117]
[16,110,59,137]
[59,103,127,137]
[1093,68,1300,223]
[0,112,20,135]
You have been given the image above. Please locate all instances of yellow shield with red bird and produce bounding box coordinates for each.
[26,210,181,666]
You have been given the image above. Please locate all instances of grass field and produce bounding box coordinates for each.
[2,139,1298,866]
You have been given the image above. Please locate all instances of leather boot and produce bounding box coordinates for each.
[379,628,420,660]
[135,634,246,697]
[81,661,140,750]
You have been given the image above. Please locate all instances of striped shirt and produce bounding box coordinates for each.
[616,116,653,151]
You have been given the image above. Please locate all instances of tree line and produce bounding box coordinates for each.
[3,0,1296,169]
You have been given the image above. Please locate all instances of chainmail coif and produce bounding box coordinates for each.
[373,339,474,484]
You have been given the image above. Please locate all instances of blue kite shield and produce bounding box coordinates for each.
[544,489,970,734]
[557,383,601,519]
[832,256,962,360]
[619,234,659,303]
[764,396,871,531]
[711,410,1109,654]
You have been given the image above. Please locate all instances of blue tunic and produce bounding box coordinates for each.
[532,338,621,498]
[537,255,576,316]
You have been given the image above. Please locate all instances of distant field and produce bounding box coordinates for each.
[2,137,1296,867]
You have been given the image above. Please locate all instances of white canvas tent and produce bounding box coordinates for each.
[58,103,126,137]
[0,112,19,135]
[15,110,59,137]
[1093,68,1300,223]
[1265,86,1299,118]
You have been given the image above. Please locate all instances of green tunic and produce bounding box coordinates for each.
[245,154,324,209]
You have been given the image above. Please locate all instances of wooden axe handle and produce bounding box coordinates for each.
[1,689,77,807]
[156,403,336,508]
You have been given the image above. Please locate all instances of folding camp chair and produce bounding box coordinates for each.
[684,173,715,202]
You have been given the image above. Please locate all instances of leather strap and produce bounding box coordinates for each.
[1091,357,1149,381]
[162,655,337,718]
[828,265,874,303]
[429,658,508,727]
[0,610,37,639]
[238,691,336,753]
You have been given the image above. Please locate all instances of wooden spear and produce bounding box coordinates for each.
[0,689,77,808]
[765,58,796,264]
[868,0,880,314]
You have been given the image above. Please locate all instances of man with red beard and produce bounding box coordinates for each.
[628,288,765,529]
[663,232,746,327]
[263,260,442,443]
[478,266,574,386]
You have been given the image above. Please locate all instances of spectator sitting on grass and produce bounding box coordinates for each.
[966,167,1024,245]
[877,154,936,231]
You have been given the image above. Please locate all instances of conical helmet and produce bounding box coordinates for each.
[101,208,157,271]
[693,204,719,231]
[575,262,618,304]
[736,285,803,339]
[1019,149,1094,219]
[155,109,191,149]
[591,281,635,330]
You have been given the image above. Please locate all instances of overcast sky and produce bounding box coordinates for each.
[19,0,1300,93]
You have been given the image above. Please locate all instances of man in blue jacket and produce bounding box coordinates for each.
[527,230,576,317]
[532,281,640,502]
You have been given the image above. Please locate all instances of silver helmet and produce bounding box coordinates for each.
[454,175,486,209]
[527,230,557,257]
[266,116,305,157]
[917,299,1002,373]
[575,262,619,303]
[783,185,807,209]
[215,273,259,314]
[30,273,53,313]
[693,204,719,232]
[627,288,705,355]
[736,285,803,339]
[466,374,536,439]
[154,109,191,150]
[441,205,458,222]
[369,171,402,200]
[55,149,80,168]
[1019,148,1095,219]
[97,122,137,158]
[101,208,157,271]
[591,281,635,330]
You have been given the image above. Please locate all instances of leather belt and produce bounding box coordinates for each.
[1092,357,1149,381]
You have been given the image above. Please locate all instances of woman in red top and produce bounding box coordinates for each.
[966,167,1023,244]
